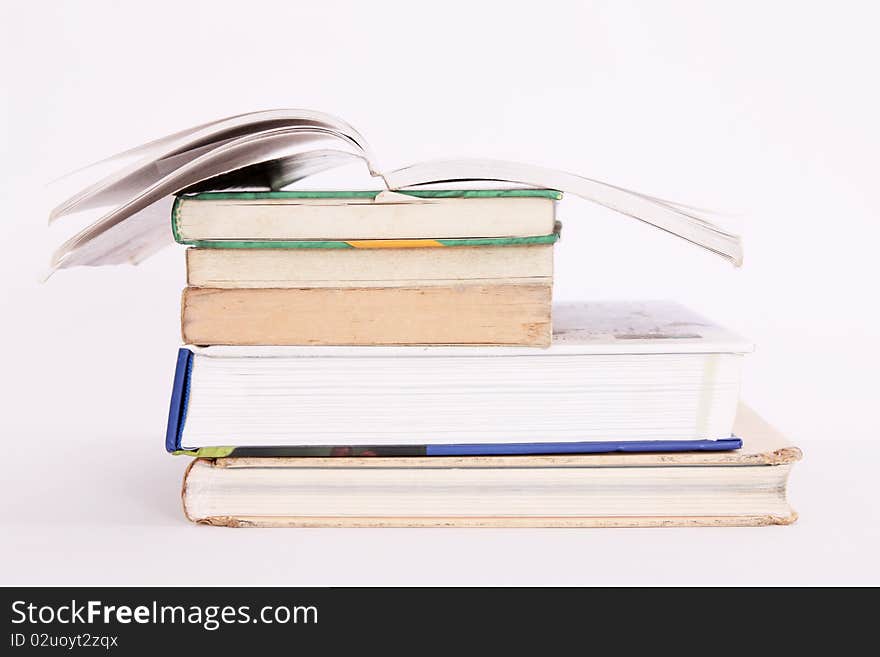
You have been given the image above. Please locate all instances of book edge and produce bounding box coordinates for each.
[180,284,552,347]
[176,232,561,249]
[176,438,744,459]
[181,189,564,201]
[187,512,799,528]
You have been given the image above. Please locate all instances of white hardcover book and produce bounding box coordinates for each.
[181,404,801,528]
[168,301,752,452]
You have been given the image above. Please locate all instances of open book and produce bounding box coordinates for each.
[48,109,743,271]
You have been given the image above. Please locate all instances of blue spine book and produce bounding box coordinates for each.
[166,348,742,457]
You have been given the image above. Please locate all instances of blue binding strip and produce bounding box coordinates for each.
[425,437,742,456]
[165,348,194,452]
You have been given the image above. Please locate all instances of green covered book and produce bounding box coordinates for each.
[171,189,562,248]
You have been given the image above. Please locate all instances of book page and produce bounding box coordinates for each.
[383,159,743,265]
[47,111,743,272]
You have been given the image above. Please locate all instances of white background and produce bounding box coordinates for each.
[2,0,878,585]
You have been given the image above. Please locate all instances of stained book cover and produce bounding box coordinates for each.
[180,284,552,346]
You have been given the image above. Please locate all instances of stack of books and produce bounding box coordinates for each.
[167,191,800,527]
[174,189,559,346]
[47,110,801,527]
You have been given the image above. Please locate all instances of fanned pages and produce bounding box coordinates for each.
[53,147,366,268]
[50,109,377,221]
[383,159,743,265]
[47,110,744,272]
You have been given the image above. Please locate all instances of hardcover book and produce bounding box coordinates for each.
[172,189,561,244]
[167,301,752,455]
[181,404,799,528]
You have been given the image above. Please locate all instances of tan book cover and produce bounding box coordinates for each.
[181,284,552,346]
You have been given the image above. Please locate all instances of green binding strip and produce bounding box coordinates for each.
[171,195,183,243]
[177,232,560,249]
[183,189,563,201]
[437,233,559,247]
[173,447,237,458]
[182,239,357,249]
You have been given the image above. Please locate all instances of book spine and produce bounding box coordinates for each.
[172,438,743,458]
[171,196,184,244]
[165,348,194,452]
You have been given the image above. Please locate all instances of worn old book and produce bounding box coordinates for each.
[172,190,560,243]
[180,284,552,346]
[167,301,751,455]
[186,243,555,289]
[181,404,801,528]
